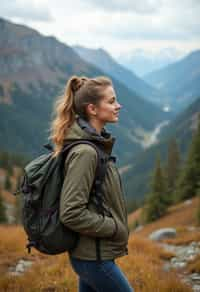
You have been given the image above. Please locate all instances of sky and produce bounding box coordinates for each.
[0,0,200,60]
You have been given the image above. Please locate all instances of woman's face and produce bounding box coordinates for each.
[88,85,122,124]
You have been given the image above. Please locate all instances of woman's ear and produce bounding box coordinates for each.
[86,103,97,117]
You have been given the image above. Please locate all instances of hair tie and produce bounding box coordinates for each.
[71,77,88,93]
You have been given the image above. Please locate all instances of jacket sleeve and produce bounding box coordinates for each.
[59,144,117,238]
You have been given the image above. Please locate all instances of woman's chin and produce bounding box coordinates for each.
[111,116,119,123]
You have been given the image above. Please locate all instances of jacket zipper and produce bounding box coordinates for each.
[115,166,129,235]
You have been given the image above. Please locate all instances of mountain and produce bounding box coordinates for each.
[157,95,200,146]
[0,17,170,167]
[73,45,171,110]
[144,50,200,113]
[118,48,181,77]
[122,95,200,203]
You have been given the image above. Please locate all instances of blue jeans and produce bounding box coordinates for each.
[69,256,134,292]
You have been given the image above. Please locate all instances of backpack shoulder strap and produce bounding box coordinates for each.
[62,139,109,184]
[62,140,109,212]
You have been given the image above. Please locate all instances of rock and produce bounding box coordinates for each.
[184,199,192,205]
[149,228,177,241]
[8,259,33,276]
[163,262,171,272]
[170,256,187,269]
[187,226,196,232]
[134,225,143,232]
[190,273,200,282]
[193,285,200,292]
[161,241,200,291]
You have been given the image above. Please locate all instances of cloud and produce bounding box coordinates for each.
[80,0,200,42]
[0,0,53,22]
[82,0,163,14]
[0,0,199,59]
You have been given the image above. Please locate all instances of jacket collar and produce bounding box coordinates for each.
[77,116,111,140]
[64,116,116,155]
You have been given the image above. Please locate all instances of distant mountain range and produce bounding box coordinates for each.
[118,48,181,77]
[144,50,200,113]
[0,17,169,167]
[73,45,166,109]
[74,45,200,115]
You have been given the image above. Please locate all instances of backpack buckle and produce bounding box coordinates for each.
[43,143,54,151]
[95,179,101,187]
[26,241,37,253]
[109,156,116,163]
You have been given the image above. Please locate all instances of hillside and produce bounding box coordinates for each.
[144,50,200,113]
[157,96,200,143]
[122,96,200,204]
[129,197,199,238]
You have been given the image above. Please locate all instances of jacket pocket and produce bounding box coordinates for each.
[108,209,128,245]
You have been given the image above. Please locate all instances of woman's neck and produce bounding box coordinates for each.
[88,118,105,135]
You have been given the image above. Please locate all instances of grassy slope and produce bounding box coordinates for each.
[1,197,199,291]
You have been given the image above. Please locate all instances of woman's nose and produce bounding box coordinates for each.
[117,102,122,109]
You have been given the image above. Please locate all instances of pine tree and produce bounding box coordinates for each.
[174,113,200,202]
[0,151,9,168]
[165,138,181,204]
[14,194,22,224]
[4,173,11,191]
[143,153,168,223]
[0,152,13,175]
[0,189,7,223]
[13,175,22,224]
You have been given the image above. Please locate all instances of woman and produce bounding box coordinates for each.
[49,75,134,292]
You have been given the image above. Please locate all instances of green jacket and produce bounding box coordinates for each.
[59,116,129,260]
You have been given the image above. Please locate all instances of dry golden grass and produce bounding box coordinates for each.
[0,225,193,292]
[0,225,77,291]
[1,189,16,204]
[0,195,198,290]
[126,196,200,289]
[0,225,46,274]
[110,235,191,291]
[187,254,200,274]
